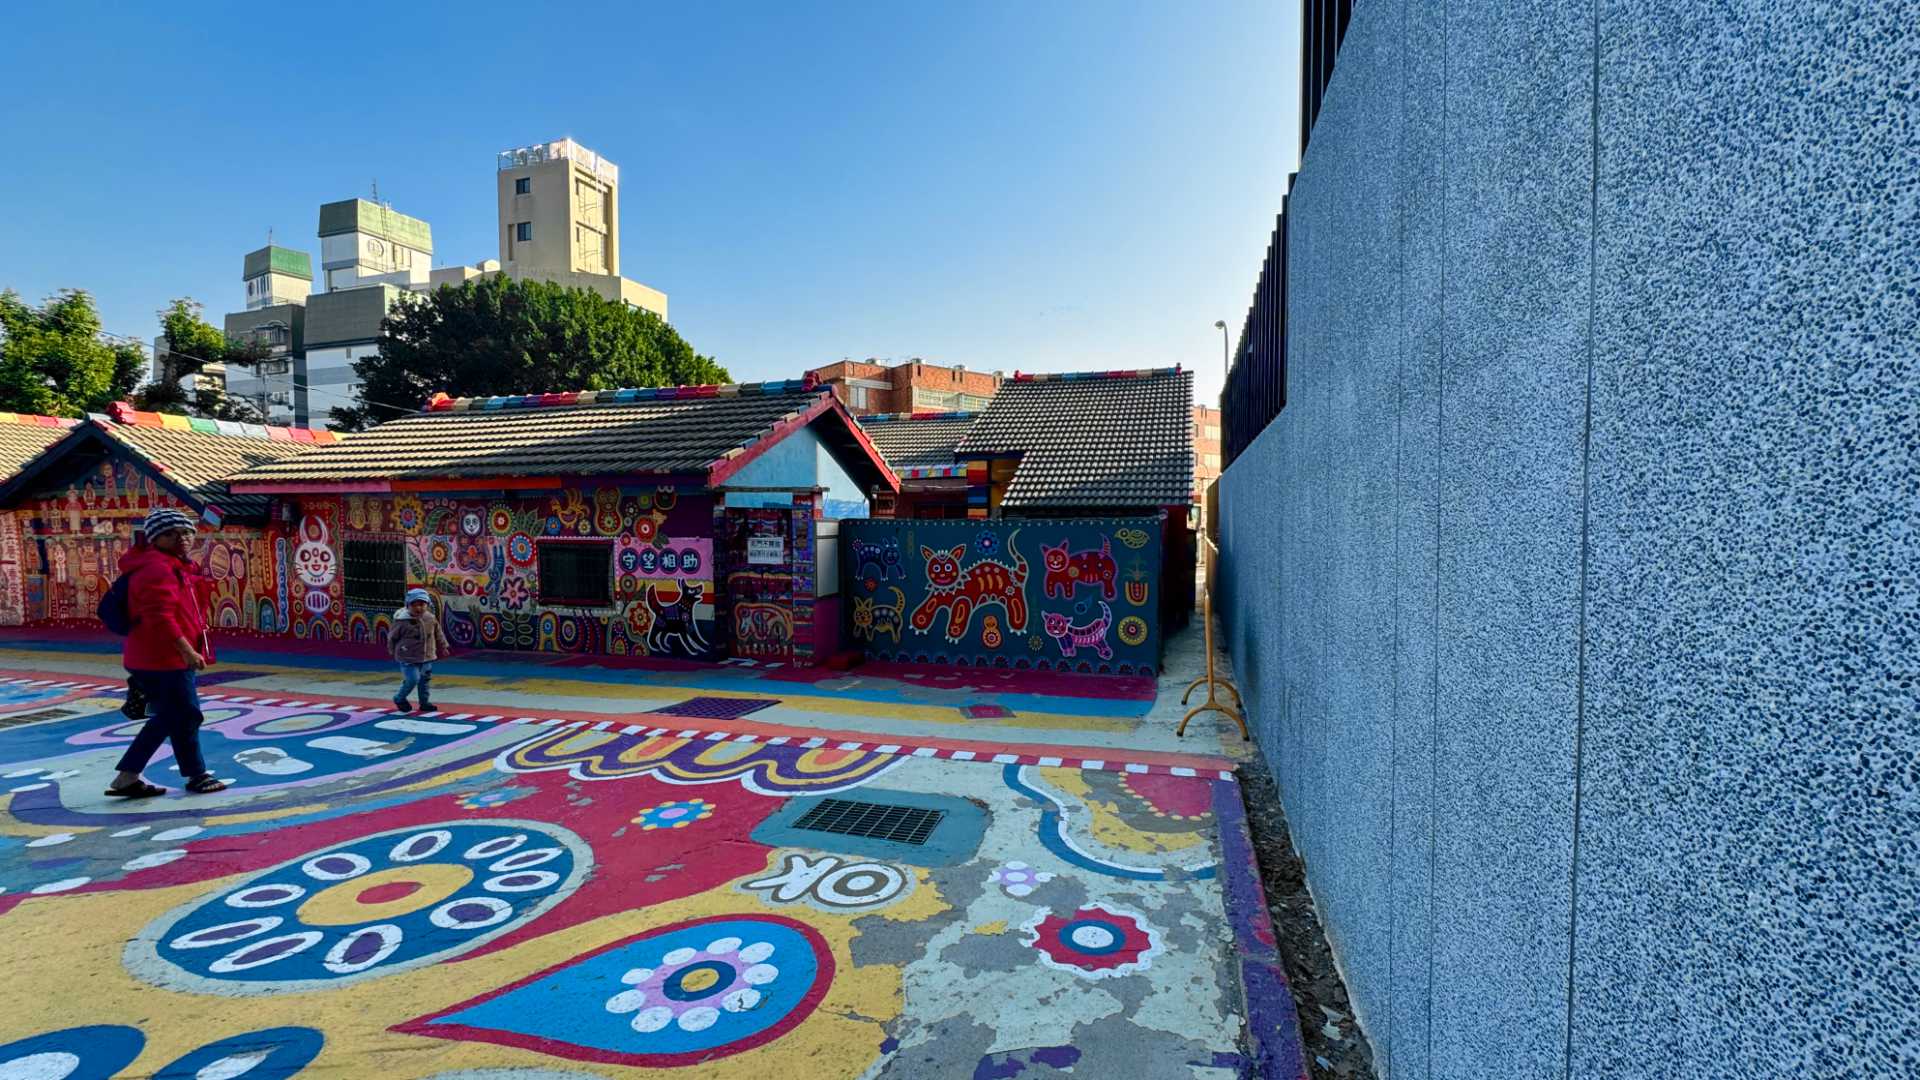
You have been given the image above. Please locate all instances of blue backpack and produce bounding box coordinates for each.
[98,573,134,635]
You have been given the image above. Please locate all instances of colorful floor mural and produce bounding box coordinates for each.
[0,664,1295,1078]
[0,630,1240,759]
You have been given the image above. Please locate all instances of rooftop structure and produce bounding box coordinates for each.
[317,198,434,293]
[241,245,313,311]
[497,138,619,184]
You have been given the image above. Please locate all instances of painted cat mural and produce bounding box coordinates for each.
[1040,536,1118,600]
[852,586,906,645]
[1043,601,1114,660]
[910,530,1028,643]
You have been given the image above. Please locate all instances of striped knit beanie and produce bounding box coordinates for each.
[140,507,197,542]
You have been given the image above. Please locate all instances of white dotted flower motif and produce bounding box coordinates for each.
[604,936,780,1035]
[132,820,588,994]
[988,861,1055,898]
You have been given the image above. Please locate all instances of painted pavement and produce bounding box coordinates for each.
[0,631,1256,759]
[0,669,1288,1078]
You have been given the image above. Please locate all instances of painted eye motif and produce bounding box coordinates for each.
[395,915,831,1068]
[132,822,586,994]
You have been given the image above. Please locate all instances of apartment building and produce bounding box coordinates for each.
[807,358,1002,416]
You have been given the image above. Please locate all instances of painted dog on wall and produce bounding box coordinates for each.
[644,582,709,656]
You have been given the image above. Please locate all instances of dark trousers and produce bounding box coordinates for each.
[115,669,207,779]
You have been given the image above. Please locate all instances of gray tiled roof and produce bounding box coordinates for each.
[231,383,835,484]
[102,423,315,520]
[857,413,977,470]
[956,369,1193,508]
[0,418,76,483]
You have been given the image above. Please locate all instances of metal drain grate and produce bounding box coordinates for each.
[195,670,270,686]
[0,708,77,729]
[791,799,944,846]
[647,696,777,721]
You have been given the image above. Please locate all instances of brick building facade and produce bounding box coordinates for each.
[807,359,1002,416]
[1193,405,1222,514]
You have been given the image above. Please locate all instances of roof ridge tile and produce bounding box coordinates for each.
[426,378,827,414]
[103,401,341,443]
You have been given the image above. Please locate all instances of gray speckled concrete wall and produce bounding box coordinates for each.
[1217,2,1919,1078]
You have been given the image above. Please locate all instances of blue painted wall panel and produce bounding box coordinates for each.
[1276,0,1408,1046]
[1218,1,1918,1078]
[842,518,1163,674]
[1388,0,1446,1073]
[1429,1,1592,1075]
[1575,2,1920,1076]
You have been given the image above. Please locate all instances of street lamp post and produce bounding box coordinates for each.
[1213,320,1229,383]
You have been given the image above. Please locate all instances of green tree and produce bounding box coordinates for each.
[331,275,729,430]
[134,299,273,422]
[0,289,146,417]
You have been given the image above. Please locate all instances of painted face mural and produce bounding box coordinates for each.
[293,515,335,589]
[920,544,966,588]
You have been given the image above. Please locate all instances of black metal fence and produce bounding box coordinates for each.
[1301,0,1355,157]
[1223,200,1289,468]
[1221,1,1351,467]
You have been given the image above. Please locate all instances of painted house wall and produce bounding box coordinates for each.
[2,459,284,632]
[716,504,823,665]
[1216,3,1919,1078]
[725,427,870,520]
[285,486,719,658]
[842,518,1163,675]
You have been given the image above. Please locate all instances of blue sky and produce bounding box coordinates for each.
[0,1,1299,405]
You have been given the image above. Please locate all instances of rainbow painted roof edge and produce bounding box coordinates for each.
[1007,365,1182,383]
[0,413,81,430]
[103,402,345,444]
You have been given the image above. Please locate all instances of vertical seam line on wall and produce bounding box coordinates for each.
[1387,0,1409,1072]
[1562,0,1601,1075]
[1427,0,1449,1075]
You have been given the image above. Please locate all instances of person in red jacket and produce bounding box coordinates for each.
[105,507,228,797]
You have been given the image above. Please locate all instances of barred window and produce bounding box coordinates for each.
[343,539,407,610]
[538,540,613,606]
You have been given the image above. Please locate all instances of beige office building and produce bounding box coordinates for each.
[495,139,667,317]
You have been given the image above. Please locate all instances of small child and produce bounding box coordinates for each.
[389,588,452,713]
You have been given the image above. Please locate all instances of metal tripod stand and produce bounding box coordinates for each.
[1179,534,1246,739]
